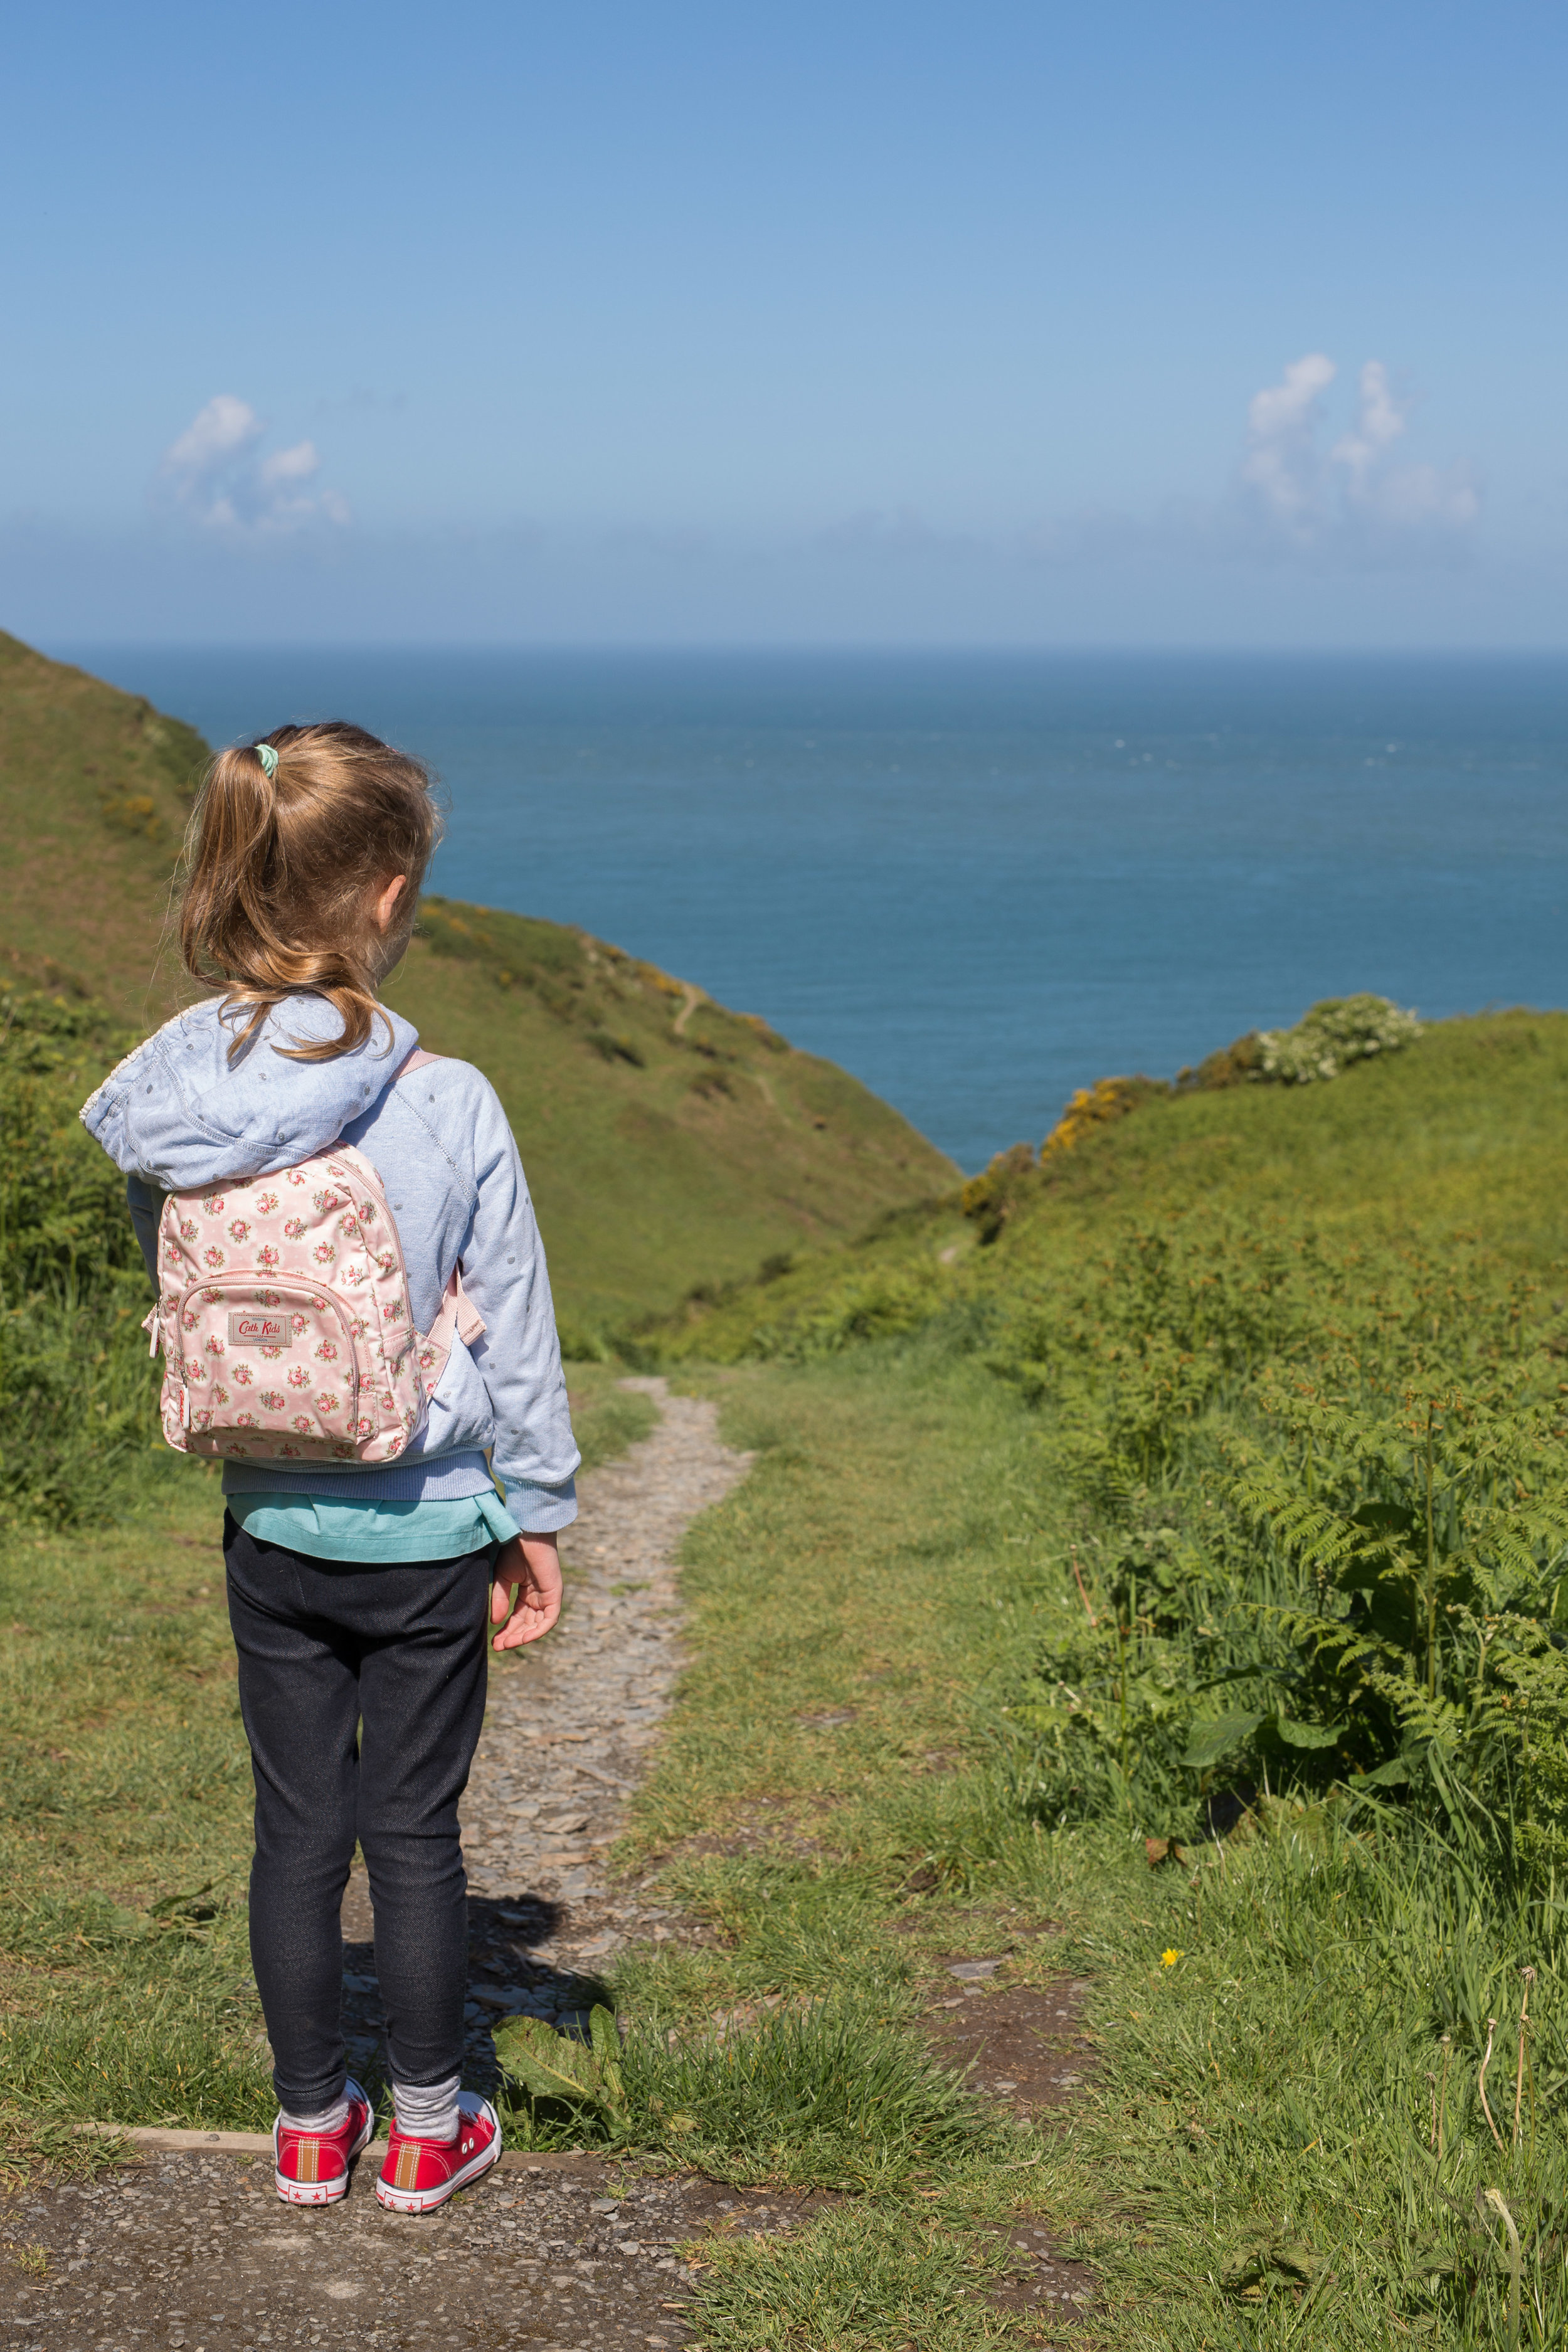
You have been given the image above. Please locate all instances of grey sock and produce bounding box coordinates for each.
[278,2092,350,2136]
[393,2071,462,2142]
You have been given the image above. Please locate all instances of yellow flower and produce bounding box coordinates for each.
[1161,1948,1184,1967]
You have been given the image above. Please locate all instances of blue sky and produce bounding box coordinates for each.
[4,0,1565,645]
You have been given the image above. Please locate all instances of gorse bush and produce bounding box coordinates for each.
[1039,1074,1160,1163]
[0,990,164,1521]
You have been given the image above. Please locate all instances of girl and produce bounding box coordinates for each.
[82,722,580,2213]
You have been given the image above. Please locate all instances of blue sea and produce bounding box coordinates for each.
[61,648,1568,1174]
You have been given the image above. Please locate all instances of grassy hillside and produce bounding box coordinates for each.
[0,631,955,1328]
[659,1005,1568,1359]
[0,631,210,1013]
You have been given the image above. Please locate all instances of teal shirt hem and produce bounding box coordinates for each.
[228,1488,521,1563]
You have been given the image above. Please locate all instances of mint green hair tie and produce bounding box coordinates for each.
[255,743,278,780]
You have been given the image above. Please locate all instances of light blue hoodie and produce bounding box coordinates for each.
[80,992,579,1531]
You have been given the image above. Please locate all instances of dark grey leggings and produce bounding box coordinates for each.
[223,1515,491,2111]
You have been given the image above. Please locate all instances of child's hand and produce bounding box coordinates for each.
[490,1533,563,1650]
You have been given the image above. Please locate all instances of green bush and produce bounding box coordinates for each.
[1256,991,1422,1083]
[0,990,164,1523]
[989,1212,1568,1877]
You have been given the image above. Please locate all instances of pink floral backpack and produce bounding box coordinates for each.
[141,1056,483,1466]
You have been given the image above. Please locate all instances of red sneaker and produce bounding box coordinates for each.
[374,2092,502,2214]
[273,2078,374,2206]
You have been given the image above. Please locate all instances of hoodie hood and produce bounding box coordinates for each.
[81,993,420,1190]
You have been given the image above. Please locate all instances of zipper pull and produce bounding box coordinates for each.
[142,1308,161,1359]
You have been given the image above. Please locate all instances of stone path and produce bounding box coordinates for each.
[0,1379,757,2352]
[464,1379,751,1960]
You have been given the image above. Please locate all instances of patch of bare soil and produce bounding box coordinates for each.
[987,2220,1101,2340]
[924,1958,1101,2338]
[926,1970,1095,2119]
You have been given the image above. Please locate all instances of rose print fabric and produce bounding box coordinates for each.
[144,1143,472,1465]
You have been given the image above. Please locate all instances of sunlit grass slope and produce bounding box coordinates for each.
[660,1008,1568,1360]
[1022,1007,1568,1257]
[0,632,955,1327]
[0,631,209,1015]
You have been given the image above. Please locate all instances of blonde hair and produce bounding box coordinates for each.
[180,721,443,1062]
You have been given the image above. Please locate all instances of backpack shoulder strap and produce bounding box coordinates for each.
[385,1044,486,1376]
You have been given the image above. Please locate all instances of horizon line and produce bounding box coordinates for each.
[36,635,1568,662]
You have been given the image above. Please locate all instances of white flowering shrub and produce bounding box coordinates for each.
[1255,994,1422,1085]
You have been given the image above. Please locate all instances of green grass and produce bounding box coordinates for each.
[0,1462,265,2148]
[618,2000,1000,2195]
[563,1360,661,1470]
[686,2198,1025,2352]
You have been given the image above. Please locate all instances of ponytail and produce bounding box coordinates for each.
[179,722,442,1062]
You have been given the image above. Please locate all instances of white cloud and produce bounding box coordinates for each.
[1238,353,1478,554]
[156,401,349,534]
[1240,352,1337,532]
[258,440,320,487]
[826,354,1479,581]
[164,394,264,478]
[1330,359,1403,487]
